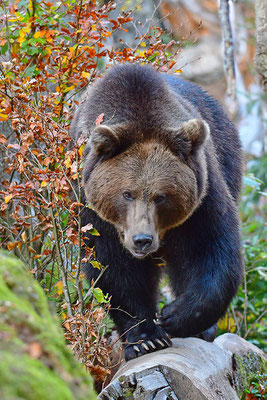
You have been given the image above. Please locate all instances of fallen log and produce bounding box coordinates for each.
[100,334,266,400]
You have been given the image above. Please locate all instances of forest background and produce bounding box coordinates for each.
[0,0,266,395]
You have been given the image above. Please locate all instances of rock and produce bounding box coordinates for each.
[0,251,97,400]
[174,37,227,106]
[100,334,266,400]
[178,38,224,85]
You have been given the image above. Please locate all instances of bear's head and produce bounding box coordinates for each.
[83,119,210,258]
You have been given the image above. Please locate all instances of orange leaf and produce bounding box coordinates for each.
[82,71,90,79]
[96,113,104,126]
[78,143,85,156]
[45,47,51,56]
[63,321,71,331]
[0,113,8,121]
[0,135,8,144]
[7,144,20,150]
[29,234,42,243]
[55,280,63,295]
[4,194,13,203]
[28,246,36,254]
[7,241,20,251]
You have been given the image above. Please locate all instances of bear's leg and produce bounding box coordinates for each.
[84,230,171,360]
[158,199,243,339]
[86,259,171,360]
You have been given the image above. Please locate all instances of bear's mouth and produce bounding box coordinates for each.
[132,250,148,258]
[131,247,158,258]
[119,232,151,258]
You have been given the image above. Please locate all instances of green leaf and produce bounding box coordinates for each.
[90,260,101,269]
[92,287,109,303]
[243,175,263,189]
[0,42,8,55]
[24,65,37,77]
[89,228,100,236]
[27,47,41,56]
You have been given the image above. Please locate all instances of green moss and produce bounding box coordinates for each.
[0,353,73,400]
[123,388,135,398]
[233,351,267,399]
[0,251,97,400]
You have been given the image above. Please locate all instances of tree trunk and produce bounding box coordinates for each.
[255,0,267,90]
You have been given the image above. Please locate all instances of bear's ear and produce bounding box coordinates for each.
[90,125,120,158]
[166,119,210,157]
[180,119,210,151]
[83,124,125,183]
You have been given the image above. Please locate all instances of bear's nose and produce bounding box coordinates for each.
[132,234,153,251]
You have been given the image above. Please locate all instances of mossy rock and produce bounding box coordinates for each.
[0,251,97,400]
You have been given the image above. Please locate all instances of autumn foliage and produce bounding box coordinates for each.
[0,0,181,385]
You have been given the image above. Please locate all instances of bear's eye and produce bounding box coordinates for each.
[154,194,166,204]
[123,191,134,201]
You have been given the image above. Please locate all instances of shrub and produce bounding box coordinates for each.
[0,0,182,384]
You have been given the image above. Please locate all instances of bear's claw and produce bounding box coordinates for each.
[147,340,156,349]
[155,338,165,347]
[125,333,172,361]
[141,342,150,351]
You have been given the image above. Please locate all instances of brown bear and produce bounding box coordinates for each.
[70,64,243,361]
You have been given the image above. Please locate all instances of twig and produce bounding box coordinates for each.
[109,307,137,320]
[116,319,146,345]
[48,187,73,316]
[84,265,109,301]
[243,271,248,334]
[74,148,84,313]
[231,304,241,336]
[244,309,266,339]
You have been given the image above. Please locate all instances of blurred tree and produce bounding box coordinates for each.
[255,0,267,91]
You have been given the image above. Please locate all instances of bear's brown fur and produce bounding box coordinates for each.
[70,64,243,361]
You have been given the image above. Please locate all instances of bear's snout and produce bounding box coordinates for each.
[132,234,153,253]
[124,230,159,258]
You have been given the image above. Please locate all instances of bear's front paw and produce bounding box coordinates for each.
[124,325,172,361]
[157,301,184,336]
[158,302,217,341]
